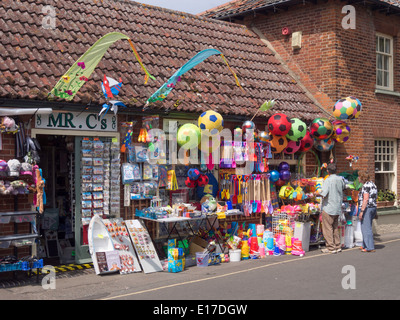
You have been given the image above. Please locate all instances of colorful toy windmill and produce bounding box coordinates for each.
[98,75,127,118]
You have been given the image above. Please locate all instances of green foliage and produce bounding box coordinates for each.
[348,177,363,191]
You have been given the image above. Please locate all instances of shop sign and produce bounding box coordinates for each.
[35,112,117,132]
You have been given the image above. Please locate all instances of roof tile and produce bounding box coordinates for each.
[0,0,324,120]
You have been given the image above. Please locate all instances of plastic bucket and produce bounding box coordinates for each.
[196,252,209,267]
[229,249,241,262]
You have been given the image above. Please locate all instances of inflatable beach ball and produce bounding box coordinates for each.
[309,118,333,140]
[198,110,224,136]
[314,137,335,152]
[332,120,351,143]
[283,140,301,154]
[177,123,201,149]
[332,96,362,120]
[286,118,307,141]
[268,113,292,136]
[299,131,314,152]
[270,135,288,153]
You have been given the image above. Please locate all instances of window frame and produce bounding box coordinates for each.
[376,33,394,91]
[374,138,397,195]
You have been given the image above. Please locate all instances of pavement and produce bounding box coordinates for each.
[0,212,399,301]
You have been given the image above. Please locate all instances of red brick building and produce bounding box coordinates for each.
[1,0,326,266]
[202,0,400,198]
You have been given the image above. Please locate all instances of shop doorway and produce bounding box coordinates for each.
[32,129,120,265]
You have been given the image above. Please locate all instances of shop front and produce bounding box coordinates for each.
[32,110,120,264]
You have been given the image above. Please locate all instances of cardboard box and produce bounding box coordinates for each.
[189,236,208,256]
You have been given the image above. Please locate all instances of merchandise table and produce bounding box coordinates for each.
[139,216,208,257]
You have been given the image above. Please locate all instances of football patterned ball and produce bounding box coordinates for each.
[268,113,292,136]
[332,96,362,120]
[314,137,335,152]
[309,118,333,140]
[198,110,224,136]
[270,134,288,153]
[188,168,200,180]
[286,118,307,141]
[299,131,314,152]
[283,140,301,154]
[332,120,351,143]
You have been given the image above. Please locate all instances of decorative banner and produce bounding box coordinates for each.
[145,48,243,106]
[49,32,154,100]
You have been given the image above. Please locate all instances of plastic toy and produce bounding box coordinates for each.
[332,96,362,120]
[314,137,335,152]
[270,134,288,153]
[177,123,201,149]
[283,140,301,154]
[286,118,307,141]
[291,238,305,256]
[332,120,351,143]
[299,131,314,152]
[268,113,292,136]
[309,118,333,140]
[198,110,224,136]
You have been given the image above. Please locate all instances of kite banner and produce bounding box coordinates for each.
[146,48,243,105]
[49,32,154,100]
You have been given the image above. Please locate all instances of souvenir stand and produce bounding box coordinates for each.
[42,31,362,274]
[0,113,46,281]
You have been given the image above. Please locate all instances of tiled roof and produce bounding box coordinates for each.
[0,0,324,120]
[200,0,400,20]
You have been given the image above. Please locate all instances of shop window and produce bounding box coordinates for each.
[376,33,393,91]
[374,139,397,193]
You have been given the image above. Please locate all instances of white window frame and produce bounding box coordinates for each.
[374,138,397,194]
[376,33,394,91]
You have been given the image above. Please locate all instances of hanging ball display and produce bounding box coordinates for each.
[278,161,290,172]
[286,118,307,141]
[279,170,291,181]
[299,131,314,152]
[283,140,301,154]
[258,131,272,144]
[185,177,197,188]
[242,120,255,137]
[187,168,200,181]
[197,174,209,187]
[332,96,362,120]
[269,170,280,182]
[309,118,333,140]
[177,123,201,149]
[332,120,351,143]
[275,178,286,187]
[198,110,224,136]
[268,113,292,136]
[233,127,243,139]
[270,135,288,153]
[314,137,335,152]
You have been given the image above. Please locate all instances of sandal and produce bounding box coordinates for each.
[361,249,375,253]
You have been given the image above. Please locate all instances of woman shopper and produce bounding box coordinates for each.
[358,171,378,253]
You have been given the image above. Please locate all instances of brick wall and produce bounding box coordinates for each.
[249,0,400,191]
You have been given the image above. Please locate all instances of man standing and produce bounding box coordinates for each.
[319,163,345,253]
